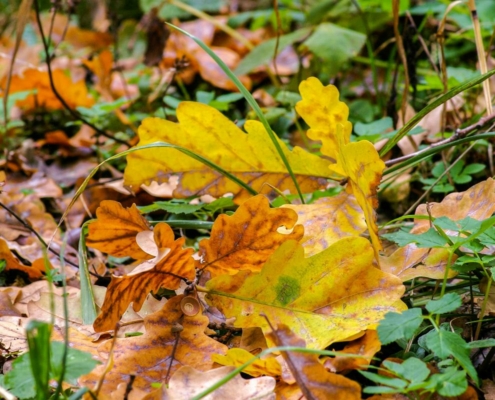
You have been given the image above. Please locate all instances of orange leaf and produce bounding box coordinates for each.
[267,324,361,400]
[0,239,45,280]
[5,69,94,111]
[93,223,195,332]
[86,200,151,259]
[81,295,227,397]
[198,195,303,277]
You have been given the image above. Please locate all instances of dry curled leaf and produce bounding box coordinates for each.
[93,223,195,332]
[198,195,304,277]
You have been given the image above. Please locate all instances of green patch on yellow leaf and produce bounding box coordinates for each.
[206,237,404,349]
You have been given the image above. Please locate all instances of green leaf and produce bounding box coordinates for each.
[203,197,236,213]
[4,353,36,398]
[354,117,393,137]
[50,342,99,385]
[383,357,430,383]
[425,330,478,384]
[425,293,462,315]
[302,23,366,76]
[377,309,423,345]
[466,338,495,349]
[140,201,204,215]
[429,367,467,397]
[359,371,408,388]
[382,228,449,248]
[463,163,486,175]
[234,28,311,76]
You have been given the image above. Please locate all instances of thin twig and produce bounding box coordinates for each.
[33,0,131,147]
[385,113,495,167]
[0,201,80,270]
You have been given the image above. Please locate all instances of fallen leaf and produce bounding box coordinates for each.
[0,239,45,280]
[283,191,366,256]
[198,195,303,277]
[86,200,151,259]
[324,330,381,373]
[123,103,333,203]
[80,295,227,397]
[267,324,361,399]
[153,366,275,400]
[207,237,405,349]
[212,348,281,377]
[381,179,495,280]
[6,68,94,111]
[93,223,195,332]
[329,139,386,262]
[295,77,352,161]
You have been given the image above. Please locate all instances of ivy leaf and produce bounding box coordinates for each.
[377,309,423,345]
[425,293,462,315]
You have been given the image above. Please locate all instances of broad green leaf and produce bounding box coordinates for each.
[466,339,495,349]
[425,330,478,384]
[384,357,430,384]
[207,237,405,349]
[302,23,366,76]
[124,102,333,203]
[383,228,449,248]
[428,367,467,397]
[235,28,311,76]
[425,293,462,315]
[377,309,423,345]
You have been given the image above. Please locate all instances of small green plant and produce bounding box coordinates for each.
[363,293,495,398]
[419,160,485,193]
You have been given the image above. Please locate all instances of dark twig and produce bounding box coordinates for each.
[33,0,131,147]
[385,113,495,167]
[0,201,81,269]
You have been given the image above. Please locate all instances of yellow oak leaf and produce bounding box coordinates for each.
[329,135,385,262]
[198,195,303,278]
[86,200,151,260]
[206,237,404,349]
[123,102,333,203]
[212,348,281,378]
[80,295,227,397]
[267,324,361,400]
[295,77,352,161]
[282,191,366,256]
[93,223,195,332]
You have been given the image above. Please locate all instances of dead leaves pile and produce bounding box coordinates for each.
[2,77,488,399]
